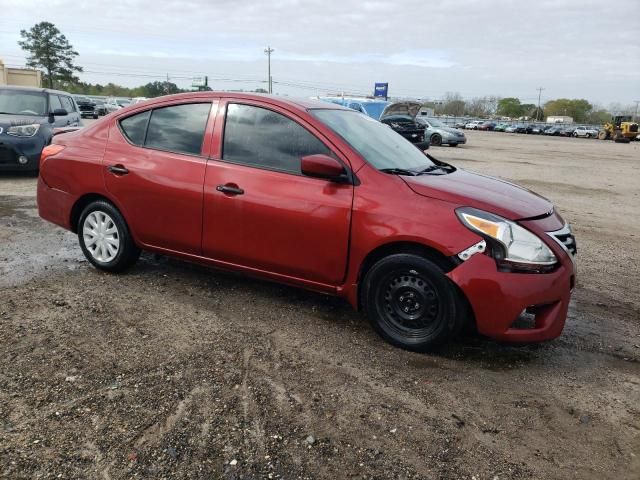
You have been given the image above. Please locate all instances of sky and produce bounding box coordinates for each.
[1,0,639,106]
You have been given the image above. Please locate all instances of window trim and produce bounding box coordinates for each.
[117,101,212,158]
[220,101,356,183]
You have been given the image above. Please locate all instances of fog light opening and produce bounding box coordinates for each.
[512,308,537,330]
[18,155,29,165]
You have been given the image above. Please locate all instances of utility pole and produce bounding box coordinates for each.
[634,100,640,122]
[264,46,274,94]
[536,87,544,121]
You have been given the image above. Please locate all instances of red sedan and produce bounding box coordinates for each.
[37,93,577,351]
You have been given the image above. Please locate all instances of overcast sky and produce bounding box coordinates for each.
[1,0,638,105]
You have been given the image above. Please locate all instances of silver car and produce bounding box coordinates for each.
[415,117,467,147]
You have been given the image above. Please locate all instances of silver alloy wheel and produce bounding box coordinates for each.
[83,211,120,262]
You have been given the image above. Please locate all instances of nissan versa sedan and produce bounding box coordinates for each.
[37,93,577,351]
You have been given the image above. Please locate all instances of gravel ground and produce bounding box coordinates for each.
[0,130,638,479]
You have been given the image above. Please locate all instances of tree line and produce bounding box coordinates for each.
[17,22,635,123]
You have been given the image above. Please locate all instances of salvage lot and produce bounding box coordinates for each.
[0,131,638,479]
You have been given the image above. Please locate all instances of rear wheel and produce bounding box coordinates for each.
[430,134,442,146]
[78,200,140,272]
[362,254,465,351]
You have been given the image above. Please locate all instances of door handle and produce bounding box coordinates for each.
[107,164,129,175]
[216,184,244,195]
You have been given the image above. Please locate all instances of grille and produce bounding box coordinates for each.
[549,226,577,257]
[0,147,17,165]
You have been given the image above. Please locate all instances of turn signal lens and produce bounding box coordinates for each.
[40,144,65,166]
[463,215,500,238]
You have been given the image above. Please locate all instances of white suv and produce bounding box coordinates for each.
[573,126,599,138]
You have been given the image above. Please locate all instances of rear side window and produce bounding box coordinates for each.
[223,103,331,174]
[145,103,211,155]
[120,110,151,145]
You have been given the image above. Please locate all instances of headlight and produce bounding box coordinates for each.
[456,207,557,271]
[7,124,40,137]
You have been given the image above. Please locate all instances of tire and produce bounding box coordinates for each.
[93,114,98,119]
[361,254,465,351]
[430,134,442,146]
[78,200,140,272]
[585,133,591,138]
[572,132,578,137]
[450,143,458,147]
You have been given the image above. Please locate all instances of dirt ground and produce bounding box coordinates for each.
[1,130,639,479]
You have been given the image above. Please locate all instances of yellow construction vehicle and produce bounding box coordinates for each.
[598,116,639,143]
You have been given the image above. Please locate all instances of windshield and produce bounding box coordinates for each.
[423,117,445,127]
[312,109,435,171]
[0,90,47,116]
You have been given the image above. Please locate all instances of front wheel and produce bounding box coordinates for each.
[78,200,140,272]
[430,134,442,146]
[361,254,466,351]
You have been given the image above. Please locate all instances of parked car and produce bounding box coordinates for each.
[572,126,599,138]
[529,124,546,134]
[129,97,149,105]
[544,126,563,136]
[504,124,518,133]
[74,95,98,119]
[454,121,467,129]
[318,96,389,120]
[514,124,527,133]
[415,116,467,147]
[104,97,131,113]
[464,120,484,130]
[493,123,509,132]
[0,85,81,172]
[38,92,577,351]
[379,101,431,149]
[91,98,108,116]
[380,115,429,149]
[560,126,575,137]
[477,122,497,131]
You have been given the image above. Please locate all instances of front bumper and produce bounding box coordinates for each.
[444,136,466,145]
[448,252,574,342]
[0,134,46,171]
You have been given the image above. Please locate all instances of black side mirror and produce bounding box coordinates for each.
[52,108,68,116]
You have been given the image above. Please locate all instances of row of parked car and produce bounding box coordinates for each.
[73,95,147,119]
[460,120,600,138]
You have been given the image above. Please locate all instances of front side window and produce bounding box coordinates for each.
[145,103,211,155]
[120,110,151,145]
[223,103,331,174]
[49,95,63,112]
[61,96,75,113]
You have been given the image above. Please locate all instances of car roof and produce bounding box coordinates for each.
[0,85,73,95]
[139,92,346,113]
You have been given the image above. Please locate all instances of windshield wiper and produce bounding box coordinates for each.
[379,168,417,176]
[415,163,455,175]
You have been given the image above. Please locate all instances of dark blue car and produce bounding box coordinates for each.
[0,86,81,172]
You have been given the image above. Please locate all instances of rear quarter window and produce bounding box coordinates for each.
[119,110,151,145]
[145,103,211,155]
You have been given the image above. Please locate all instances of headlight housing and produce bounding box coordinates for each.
[7,124,40,137]
[456,207,557,272]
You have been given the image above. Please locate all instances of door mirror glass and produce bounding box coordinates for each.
[301,154,346,181]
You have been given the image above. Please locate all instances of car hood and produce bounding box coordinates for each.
[402,168,553,220]
[0,113,49,128]
[380,101,422,120]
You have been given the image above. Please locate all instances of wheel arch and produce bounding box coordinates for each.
[356,241,458,308]
[70,193,126,234]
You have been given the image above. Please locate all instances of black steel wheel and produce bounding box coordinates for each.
[362,254,465,351]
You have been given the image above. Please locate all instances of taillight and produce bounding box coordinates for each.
[40,144,65,167]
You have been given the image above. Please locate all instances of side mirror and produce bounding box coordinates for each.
[301,154,347,182]
[52,108,68,116]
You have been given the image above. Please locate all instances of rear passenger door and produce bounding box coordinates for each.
[103,101,216,254]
